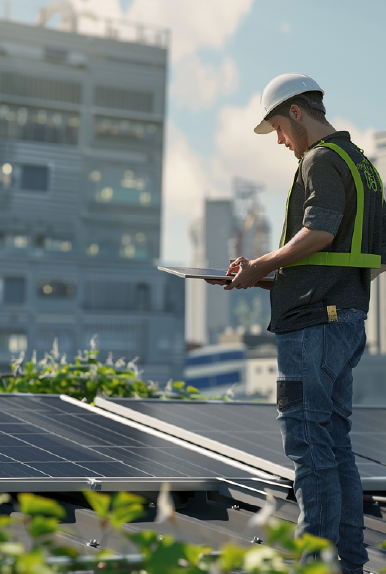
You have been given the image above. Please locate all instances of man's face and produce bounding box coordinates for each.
[269,114,309,159]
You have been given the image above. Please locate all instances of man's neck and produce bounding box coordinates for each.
[306,122,336,149]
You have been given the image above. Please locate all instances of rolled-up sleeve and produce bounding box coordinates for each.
[301,147,347,236]
[303,205,343,236]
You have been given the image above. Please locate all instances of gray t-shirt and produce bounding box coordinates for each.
[269,131,386,333]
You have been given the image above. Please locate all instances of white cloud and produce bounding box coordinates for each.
[69,0,122,20]
[211,93,297,194]
[126,0,255,63]
[163,122,211,217]
[332,117,375,157]
[171,55,238,110]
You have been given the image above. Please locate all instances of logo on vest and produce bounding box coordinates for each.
[356,158,379,192]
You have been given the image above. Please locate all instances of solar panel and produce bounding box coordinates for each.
[96,398,386,491]
[0,395,280,492]
[351,407,386,465]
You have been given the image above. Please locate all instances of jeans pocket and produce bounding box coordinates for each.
[277,380,303,412]
[349,329,366,368]
[322,323,366,380]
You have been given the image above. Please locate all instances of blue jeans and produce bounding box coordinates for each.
[275,309,368,573]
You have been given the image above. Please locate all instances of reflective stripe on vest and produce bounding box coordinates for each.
[282,141,382,269]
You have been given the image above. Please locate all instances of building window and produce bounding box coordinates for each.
[0,278,26,304]
[136,283,151,311]
[94,116,161,144]
[34,235,72,252]
[0,104,79,145]
[88,164,158,207]
[37,279,75,299]
[94,86,153,113]
[84,280,133,310]
[20,165,48,191]
[0,332,27,353]
[0,72,81,104]
[3,235,29,249]
[0,163,49,192]
[119,232,148,259]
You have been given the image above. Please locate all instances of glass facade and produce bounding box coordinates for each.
[0,331,27,353]
[0,163,49,191]
[0,104,79,145]
[88,163,159,207]
[85,231,152,260]
[94,116,161,145]
[0,278,25,304]
[37,279,76,299]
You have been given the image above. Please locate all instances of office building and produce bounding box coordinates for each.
[187,177,271,345]
[0,2,184,383]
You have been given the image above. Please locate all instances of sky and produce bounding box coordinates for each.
[10,0,386,265]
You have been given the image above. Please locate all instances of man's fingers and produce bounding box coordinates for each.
[205,279,228,285]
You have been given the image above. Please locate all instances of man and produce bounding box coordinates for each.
[211,73,386,572]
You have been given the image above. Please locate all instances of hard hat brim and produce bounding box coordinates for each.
[254,119,274,135]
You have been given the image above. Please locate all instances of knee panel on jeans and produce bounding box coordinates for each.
[277,380,303,412]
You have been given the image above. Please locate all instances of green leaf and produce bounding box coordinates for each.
[144,539,187,574]
[18,493,65,519]
[112,491,145,509]
[83,491,111,518]
[186,386,200,394]
[243,546,287,573]
[15,552,53,574]
[172,381,185,390]
[220,544,246,570]
[0,541,24,555]
[50,545,80,559]
[28,516,59,538]
[0,493,10,506]
[110,491,145,527]
[183,543,212,566]
[129,530,159,555]
[110,504,145,528]
[297,532,332,554]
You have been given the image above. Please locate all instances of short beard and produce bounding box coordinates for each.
[289,118,309,159]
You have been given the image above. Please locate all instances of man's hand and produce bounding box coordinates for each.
[224,257,268,290]
[206,227,334,291]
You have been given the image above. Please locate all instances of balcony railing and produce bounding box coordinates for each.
[0,0,170,49]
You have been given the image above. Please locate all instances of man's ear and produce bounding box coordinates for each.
[289,104,302,121]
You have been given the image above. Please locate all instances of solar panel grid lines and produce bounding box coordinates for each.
[60,395,285,481]
[99,399,386,492]
[0,400,148,479]
[95,397,294,480]
[2,396,229,477]
[0,394,279,491]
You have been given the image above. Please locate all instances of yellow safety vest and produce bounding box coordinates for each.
[281,141,383,269]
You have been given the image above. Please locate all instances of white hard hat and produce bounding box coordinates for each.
[254,73,324,134]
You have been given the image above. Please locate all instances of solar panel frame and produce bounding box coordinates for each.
[96,398,386,492]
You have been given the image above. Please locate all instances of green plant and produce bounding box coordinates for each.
[0,337,157,403]
[0,489,362,574]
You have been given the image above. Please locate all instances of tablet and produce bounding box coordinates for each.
[157,266,274,282]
